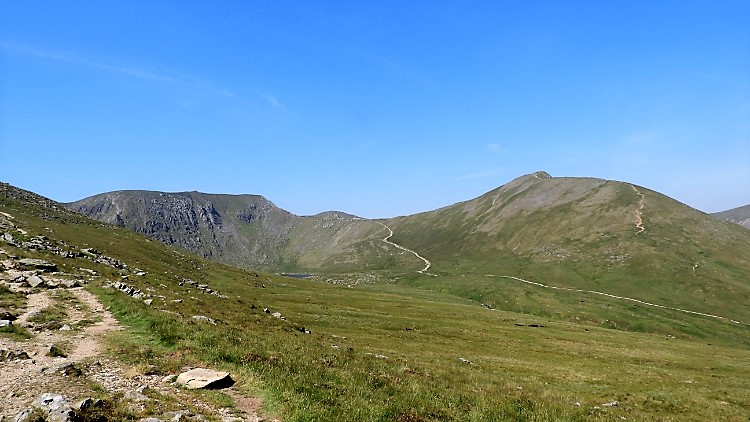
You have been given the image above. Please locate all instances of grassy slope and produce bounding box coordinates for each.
[4,184,750,421]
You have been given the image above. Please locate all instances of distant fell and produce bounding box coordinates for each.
[713,204,750,229]
[67,172,750,317]
[66,190,389,272]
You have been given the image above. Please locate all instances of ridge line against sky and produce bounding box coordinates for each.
[1,1,748,218]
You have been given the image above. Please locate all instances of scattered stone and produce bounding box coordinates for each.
[26,275,46,288]
[602,400,620,408]
[0,320,12,328]
[161,374,177,384]
[191,315,216,325]
[143,299,154,306]
[0,308,18,321]
[58,324,72,331]
[31,393,74,422]
[365,353,388,359]
[124,389,150,402]
[271,312,284,320]
[458,357,473,365]
[76,398,107,412]
[263,307,270,313]
[60,279,83,288]
[59,363,83,377]
[171,299,183,303]
[138,418,166,422]
[175,368,234,390]
[1,349,30,361]
[164,411,194,422]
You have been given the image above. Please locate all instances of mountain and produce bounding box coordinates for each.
[383,172,750,334]
[713,204,750,229]
[66,172,750,341]
[67,190,391,272]
[5,180,750,421]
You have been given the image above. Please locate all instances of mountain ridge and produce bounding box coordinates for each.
[5,180,750,420]
[713,204,750,229]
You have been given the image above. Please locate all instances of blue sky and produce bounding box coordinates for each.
[1,1,748,218]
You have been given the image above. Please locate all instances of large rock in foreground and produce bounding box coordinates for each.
[175,368,234,390]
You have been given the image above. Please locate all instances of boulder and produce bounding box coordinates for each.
[0,319,12,327]
[18,258,57,272]
[175,368,234,390]
[191,315,216,325]
[31,393,74,422]
[26,275,45,288]
[14,408,32,422]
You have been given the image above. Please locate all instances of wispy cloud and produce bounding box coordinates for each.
[2,42,181,83]
[2,42,284,110]
[264,94,287,112]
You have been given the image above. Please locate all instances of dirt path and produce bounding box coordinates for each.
[0,286,263,421]
[378,222,434,275]
[486,274,747,326]
[68,288,121,360]
[630,185,645,234]
[0,287,126,417]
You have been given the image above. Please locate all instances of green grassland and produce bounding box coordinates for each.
[3,183,750,421]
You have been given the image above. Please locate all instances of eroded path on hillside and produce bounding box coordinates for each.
[0,283,264,421]
[630,185,645,234]
[0,287,125,417]
[485,274,748,326]
[378,222,434,275]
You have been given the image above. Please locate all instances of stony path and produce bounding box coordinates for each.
[0,284,264,421]
[0,287,124,417]
[378,222,434,275]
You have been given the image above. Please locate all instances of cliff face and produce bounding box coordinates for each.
[66,190,386,272]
